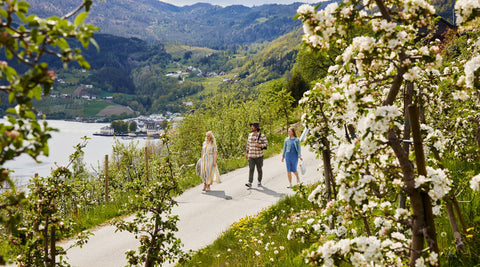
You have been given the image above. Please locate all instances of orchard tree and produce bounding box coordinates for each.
[113,131,185,267]
[9,140,92,267]
[0,0,98,263]
[293,0,480,266]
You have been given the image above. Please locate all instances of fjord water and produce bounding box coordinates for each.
[2,119,154,187]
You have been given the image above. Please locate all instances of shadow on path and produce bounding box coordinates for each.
[203,190,233,200]
[247,186,283,198]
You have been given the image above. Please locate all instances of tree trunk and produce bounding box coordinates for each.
[453,200,467,231]
[44,219,49,266]
[400,82,413,209]
[50,225,56,267]
[388,129,425,264]
[320,106,336,201]
[322,146,336,201]
[408,104,439,263]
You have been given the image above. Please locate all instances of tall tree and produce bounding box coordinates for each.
[295,1,480,266]
[285,71,309,105]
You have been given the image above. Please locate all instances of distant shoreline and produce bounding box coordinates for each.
[92,132,161,138]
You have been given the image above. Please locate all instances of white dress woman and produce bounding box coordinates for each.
[202,131,221,191]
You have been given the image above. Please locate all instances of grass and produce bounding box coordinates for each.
[70,194,130,232]
[83,100,113,117]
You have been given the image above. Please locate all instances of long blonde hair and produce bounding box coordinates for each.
[205,131,216,146]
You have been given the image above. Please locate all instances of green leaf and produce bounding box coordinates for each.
[74,12,88,27]
[42,144,49,156]
[32,86,42,100]
[8,92,15,104]
[56,38,69,50]
[25,111,36,119]
[76,55,90,70]
[6,107,17,115]
[5,49,13,60]
[4,65,18,81]
[0,10,8,19]
[17,11,27,23]
[17,1,31,13]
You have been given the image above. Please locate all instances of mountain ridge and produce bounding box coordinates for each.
[27,0,311,48]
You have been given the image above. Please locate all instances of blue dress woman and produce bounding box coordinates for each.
[281,127,302,188]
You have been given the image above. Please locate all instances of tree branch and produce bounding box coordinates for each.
[62,1,88,20]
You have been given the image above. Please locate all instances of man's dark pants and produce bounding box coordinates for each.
[248,156,263,183]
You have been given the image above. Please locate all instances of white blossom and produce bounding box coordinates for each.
[464,55,480,88]
[297,4,315,15]
[470,174,480,191]
[452,90,469,101]
[455,0,480,25]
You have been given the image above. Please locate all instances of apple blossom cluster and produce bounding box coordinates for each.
[414,166,452,201]
[422,124,446,158]
[402,0,436,25]
[303,235,410,266]
[463,55,480,89]
[470,174,480,191]
[455,0,480,25]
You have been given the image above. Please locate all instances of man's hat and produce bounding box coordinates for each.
[250,122,260,130]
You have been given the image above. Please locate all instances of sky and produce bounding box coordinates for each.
[158,0,320,7]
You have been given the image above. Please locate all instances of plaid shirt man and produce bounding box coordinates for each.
[246,132,268,158]
[245,122,268,187]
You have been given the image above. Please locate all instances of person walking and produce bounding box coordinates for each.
[281,127,302,188]
[201,131,221,191]
[245,122,268,188]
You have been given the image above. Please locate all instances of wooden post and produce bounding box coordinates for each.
[105,155,109,203]
[145,146,149,182]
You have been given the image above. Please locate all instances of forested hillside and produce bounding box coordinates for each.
[26,0,310,49]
